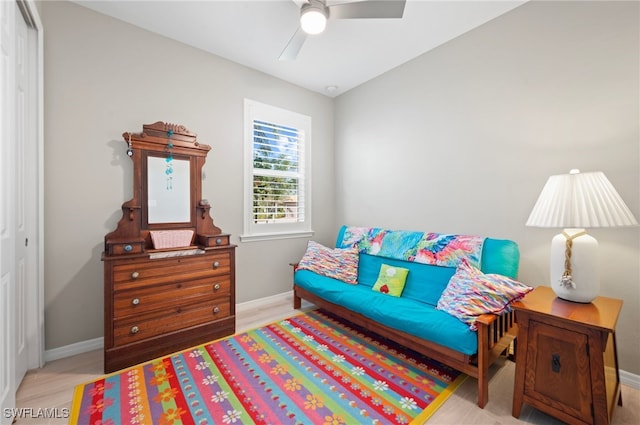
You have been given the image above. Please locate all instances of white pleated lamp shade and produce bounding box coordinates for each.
[526,170,638,228]
[527,169,637,303]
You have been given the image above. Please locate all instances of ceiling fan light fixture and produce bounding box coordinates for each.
[300,2,328,35]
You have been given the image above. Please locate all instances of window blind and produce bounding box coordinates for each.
[252,119,305,224]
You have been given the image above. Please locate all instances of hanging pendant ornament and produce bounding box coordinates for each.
[126,133,134,157]
[165,129,174,190]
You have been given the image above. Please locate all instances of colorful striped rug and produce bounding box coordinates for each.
[70,310,466,424]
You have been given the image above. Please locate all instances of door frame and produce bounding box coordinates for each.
[18,0,44,371]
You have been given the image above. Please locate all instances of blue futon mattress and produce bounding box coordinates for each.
[294,270,478,356]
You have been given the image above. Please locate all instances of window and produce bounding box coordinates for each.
[242,99,312,241]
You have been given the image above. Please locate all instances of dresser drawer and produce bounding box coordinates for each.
[112,251,231,289]
[113,277,231,319]
[113,297,231,346]
[198,234,231,247]
[106,241,145,255]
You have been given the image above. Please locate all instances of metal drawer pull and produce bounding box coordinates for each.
[214,283,220,291]
[131,271,140,279]
[213,261,220,269]
[552,354,561,373]
[213,306,220,314]
[131,298,140,305]
[130,325,139,334]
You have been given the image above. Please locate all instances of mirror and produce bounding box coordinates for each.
[147,155,191,224]
[104,121,223,256]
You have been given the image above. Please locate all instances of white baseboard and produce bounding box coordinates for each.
[43,292,640,391]
[44,336,104,363]
[236,290,294,312]
[620,369,640,389]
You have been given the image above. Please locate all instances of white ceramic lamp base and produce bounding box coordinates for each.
[549,229,599,303]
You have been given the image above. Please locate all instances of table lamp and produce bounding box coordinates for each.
[526,169,638,303]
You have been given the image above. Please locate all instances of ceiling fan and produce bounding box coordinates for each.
[279,0,407,61]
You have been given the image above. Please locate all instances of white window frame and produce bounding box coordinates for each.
[241,99,313,242]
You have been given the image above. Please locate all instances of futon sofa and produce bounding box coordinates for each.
[293,225,528,408]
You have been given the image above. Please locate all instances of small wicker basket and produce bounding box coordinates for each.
[150,230,194,249]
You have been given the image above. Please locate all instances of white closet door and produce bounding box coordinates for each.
[14,0,35,387]
[0,1,39,421]
[0,0,17,421]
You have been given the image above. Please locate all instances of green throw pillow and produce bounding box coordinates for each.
[372,264,409,297]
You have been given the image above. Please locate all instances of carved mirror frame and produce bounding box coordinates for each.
[104,121,223,256]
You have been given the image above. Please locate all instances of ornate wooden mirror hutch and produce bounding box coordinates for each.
[102,121,236,373]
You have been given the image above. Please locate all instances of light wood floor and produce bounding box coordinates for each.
[15,294,640,424]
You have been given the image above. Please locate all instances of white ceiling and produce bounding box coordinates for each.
[73,0,527,97]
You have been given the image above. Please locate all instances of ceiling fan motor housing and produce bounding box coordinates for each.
[300,0,329,35]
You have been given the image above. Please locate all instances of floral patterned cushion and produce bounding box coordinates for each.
[436,259,532,330]
[372,264,409,297]
[297,241,359,284]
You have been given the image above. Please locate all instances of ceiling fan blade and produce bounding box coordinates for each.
[328,0,406,19]
[279,27,307,61]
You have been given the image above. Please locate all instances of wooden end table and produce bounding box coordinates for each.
[512,286,622,425]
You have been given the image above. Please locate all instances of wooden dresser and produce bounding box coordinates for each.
[103,246,235,372]
[103,122,236,373]
[512,286,622,425]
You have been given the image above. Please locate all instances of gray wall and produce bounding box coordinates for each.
[335,1,639,374]
[43,1,640,377]
[41,1,335,349]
